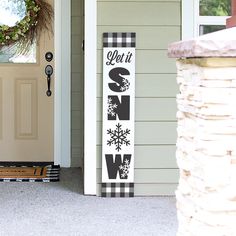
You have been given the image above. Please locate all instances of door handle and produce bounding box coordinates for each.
[45,65,53,97]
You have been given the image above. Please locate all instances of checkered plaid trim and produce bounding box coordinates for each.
[103,32,136,48]
[101,183,134,197]
[0,165,60,182]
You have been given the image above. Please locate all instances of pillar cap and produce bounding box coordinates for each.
[168,27,236,58]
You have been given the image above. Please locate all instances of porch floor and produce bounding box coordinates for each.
[0,168,177,236]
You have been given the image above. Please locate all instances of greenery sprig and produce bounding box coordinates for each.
[0,0,53,54]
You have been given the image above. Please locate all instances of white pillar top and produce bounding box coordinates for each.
[168,27,236,58]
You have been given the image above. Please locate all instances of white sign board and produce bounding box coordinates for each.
[102,32,136,197]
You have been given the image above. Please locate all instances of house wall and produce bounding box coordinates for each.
[97,0,181,195]
[71,0,84,167]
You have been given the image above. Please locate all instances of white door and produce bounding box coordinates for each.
[0,0,54,162]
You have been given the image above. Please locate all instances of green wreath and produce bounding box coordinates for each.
[0,0,53,53]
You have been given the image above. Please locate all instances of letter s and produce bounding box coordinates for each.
[108,67,130,92]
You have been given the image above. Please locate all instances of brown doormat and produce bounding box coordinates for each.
[0,163,60,182]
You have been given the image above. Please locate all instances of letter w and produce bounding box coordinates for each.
[105,154,132,179]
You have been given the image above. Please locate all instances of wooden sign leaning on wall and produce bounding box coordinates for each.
[102,32,136,197]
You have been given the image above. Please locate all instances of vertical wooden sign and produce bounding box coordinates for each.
[102,32,136,197]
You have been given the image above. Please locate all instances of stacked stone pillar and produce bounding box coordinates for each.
[168,28,236,236]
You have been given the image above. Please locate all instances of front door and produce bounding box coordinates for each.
[0,0,54,162]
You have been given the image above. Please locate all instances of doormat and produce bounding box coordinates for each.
[0,163,60,182]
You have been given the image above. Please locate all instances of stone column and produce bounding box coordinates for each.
[168,28,236,236]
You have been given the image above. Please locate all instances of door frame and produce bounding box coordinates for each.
[54,0,71,167]
[84,0,97,195]
[55,0,97,195]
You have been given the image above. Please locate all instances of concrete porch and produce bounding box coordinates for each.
[0,169,177,235]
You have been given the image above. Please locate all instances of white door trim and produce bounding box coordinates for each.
[84,0,97,195]
[54,0,71,167]
[182,0,195,40]
[54,0,97,194]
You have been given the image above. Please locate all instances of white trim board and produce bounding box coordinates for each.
[54,0,71,167]
[182,0,195,40]
[84,0,97,195]
[55,0,97,195]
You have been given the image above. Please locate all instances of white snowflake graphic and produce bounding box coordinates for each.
[107,98,118,117]
[119,159,131,179]
[107,123,130,152]
[120,78,130,92]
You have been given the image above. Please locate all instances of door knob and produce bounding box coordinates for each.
[45,65,53,97]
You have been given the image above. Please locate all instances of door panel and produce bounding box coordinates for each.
[0,0,54,162]
[15,78,38,139]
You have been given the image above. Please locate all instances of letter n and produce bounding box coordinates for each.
[108,95,130,120]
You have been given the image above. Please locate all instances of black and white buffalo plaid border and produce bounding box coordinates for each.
[0,164,60,182]
[102,183,134,197]
[103,32,136,48]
